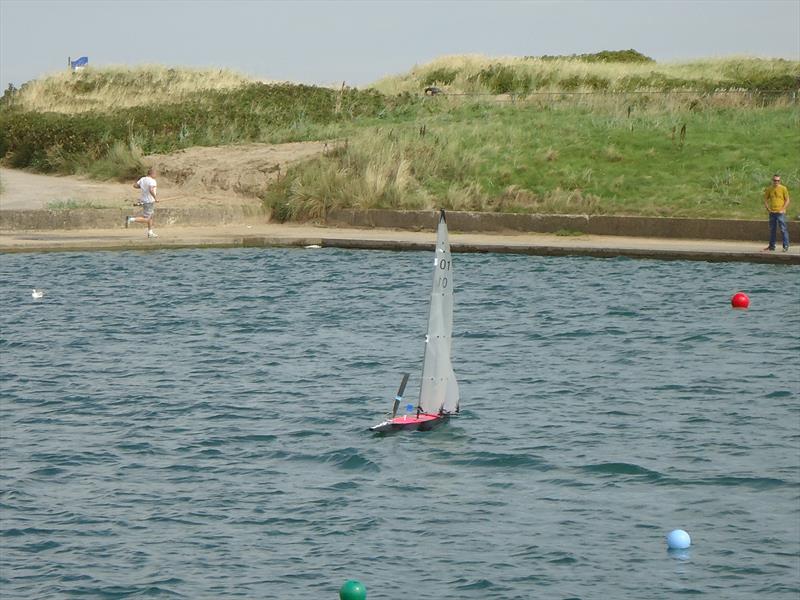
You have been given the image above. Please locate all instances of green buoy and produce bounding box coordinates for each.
[339,579,366,600]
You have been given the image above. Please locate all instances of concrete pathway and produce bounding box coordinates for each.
[2,223,797,264]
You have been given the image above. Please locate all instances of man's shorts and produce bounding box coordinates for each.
[141,202,155,218]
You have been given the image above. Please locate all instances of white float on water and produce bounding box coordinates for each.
[31,289,44,299]
[666,529,691,549]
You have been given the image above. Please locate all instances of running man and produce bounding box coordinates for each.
[126,167,159,238]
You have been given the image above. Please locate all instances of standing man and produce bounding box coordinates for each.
[763,173,790,251]
[126,166,159,238]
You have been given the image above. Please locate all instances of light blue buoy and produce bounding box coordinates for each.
[405,403,414,413]
[666,529,691,549]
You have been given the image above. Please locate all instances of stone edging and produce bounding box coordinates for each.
[3,234,797,265]
[324,209,799,242]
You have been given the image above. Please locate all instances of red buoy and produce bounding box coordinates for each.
[731,292,750,309]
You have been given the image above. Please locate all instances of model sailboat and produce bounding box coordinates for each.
[370,209,460,432]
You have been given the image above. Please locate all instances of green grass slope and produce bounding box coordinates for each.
[265,101,799,220]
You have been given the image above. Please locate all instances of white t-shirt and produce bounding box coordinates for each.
[137,176,157,204]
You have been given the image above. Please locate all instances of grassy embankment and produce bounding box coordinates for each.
[270,54,800,220]
[266,102,798,220]
[1,56,798,220]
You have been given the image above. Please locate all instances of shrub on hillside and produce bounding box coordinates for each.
[471,64,532,94]
[1,83,20,109]
[738,73,799,91]
[586,49,655,63]
[0,110,127,170]
[535,49,655,63]
[422,68,459,86]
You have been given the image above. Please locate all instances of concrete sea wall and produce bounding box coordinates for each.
[324,209,799,242]
[2,206,798,243]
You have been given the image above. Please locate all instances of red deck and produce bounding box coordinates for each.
[390,413,440,425]
[369,412,448,432]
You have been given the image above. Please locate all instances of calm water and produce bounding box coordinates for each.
[1,248,798,600]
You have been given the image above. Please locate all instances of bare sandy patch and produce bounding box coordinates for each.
[147,141,330,198]
[0,141,327,212]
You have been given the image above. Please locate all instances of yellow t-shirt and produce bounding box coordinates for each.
[765,184,789,212]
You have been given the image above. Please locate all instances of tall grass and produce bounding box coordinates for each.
[8,65,256,113]
[264,130,476,220]
[373,55,800,95]
[88,140,146,181]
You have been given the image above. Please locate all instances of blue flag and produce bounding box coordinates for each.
[71,56,88,68]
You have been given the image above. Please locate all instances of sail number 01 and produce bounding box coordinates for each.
[437,258,451,289]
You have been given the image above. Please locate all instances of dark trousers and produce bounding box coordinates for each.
[768,212,790,250]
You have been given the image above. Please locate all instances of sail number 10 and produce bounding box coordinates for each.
[437,258,451,289]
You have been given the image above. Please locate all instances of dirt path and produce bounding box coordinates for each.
[0,141,328,211]
[0,168,137,210]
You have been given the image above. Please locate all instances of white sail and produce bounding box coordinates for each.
[418,210,460,415]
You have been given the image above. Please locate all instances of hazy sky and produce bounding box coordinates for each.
[1,0,798,90]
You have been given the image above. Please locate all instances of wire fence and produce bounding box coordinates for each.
[422,88,799,107]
